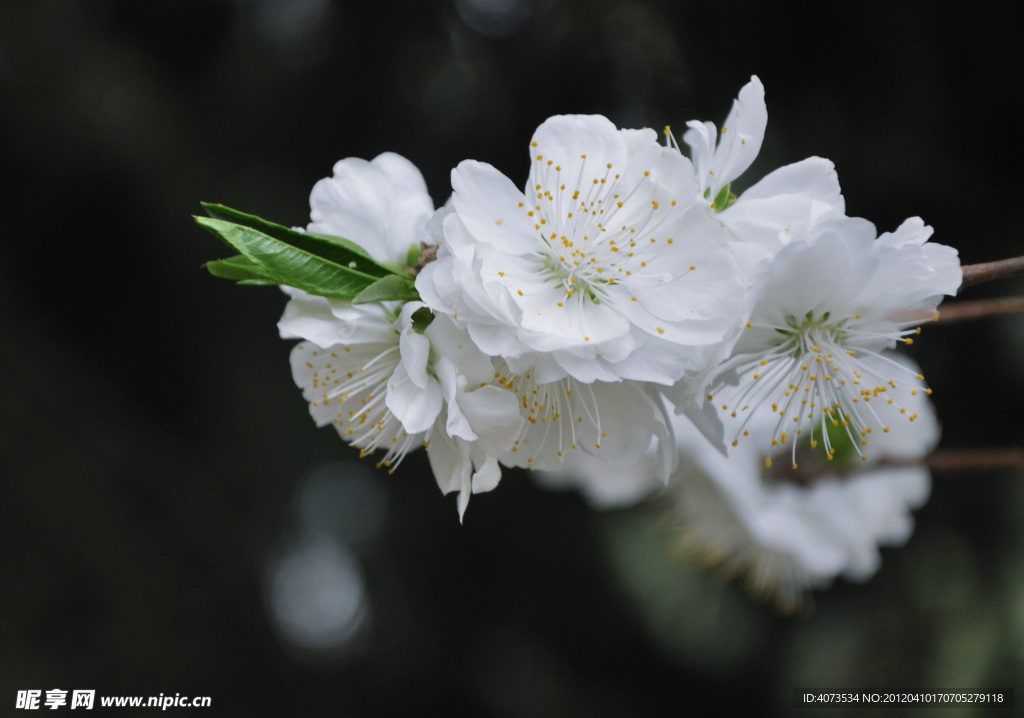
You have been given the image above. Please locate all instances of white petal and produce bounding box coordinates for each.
[424,314,494,385]
[684,76,767,197]
[278,289,346,346]
[723,156,845,256]
[425,428,473,519]
[469,452,503,494]
[682,120,717,192]
[385,360,443,435]
[529,115,629,194]
[309,153,434,264]
[397,327,430,389]
[458,385,525,455]
[450,160,538,255]
[876,216,932,247]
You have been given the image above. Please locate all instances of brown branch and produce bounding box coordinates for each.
[934,296,1024,324]
[923,448,1024,473]
[794,449,1024,481]
[960,256,1024,292]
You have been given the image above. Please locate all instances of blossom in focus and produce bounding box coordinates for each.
[697,215,961,465]
[669,371,938,612]
[417,114,744,386]
[237,85,965,536]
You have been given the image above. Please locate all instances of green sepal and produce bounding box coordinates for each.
[712,184,732,213]
[351,273,420,305]
[406,242,422,268]
[197,216,381,300]
[201,203,404,279]
[818,417,863,467]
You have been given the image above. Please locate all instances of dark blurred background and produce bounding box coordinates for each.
[2,1,1023,715]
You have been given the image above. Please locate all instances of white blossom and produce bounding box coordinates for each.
[417,114,744,386]
[281,292,429,472]
[279,154,524,519]
[255,94,966,545]
[695,214,960,465]
[281,292,523,520]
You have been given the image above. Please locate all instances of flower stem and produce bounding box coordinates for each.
[934,296,1024,324]
[960,256,1024,292]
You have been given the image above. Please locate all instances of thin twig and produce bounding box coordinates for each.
[935,296,1024,324]
[923,448,1024,473]
[960,256,1024,292]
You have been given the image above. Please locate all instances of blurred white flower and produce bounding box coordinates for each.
[417,113,743,386]
[531,418,674,509]
[670,367,939,612]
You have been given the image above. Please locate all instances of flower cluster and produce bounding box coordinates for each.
[204,77,961,601]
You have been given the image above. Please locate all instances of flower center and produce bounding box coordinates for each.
[712,310,929,469]
[523,145,679,306]
[301,330,422,475]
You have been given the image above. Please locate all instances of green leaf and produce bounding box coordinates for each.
[351,273,420,305]
[201,203,404,279]
[205,254,278,283]
[197,217,379,300]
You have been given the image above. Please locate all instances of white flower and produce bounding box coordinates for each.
[280,153,523,519]
[697,215,960,466]
[280,152,440,470]
[281,292,430,471]
[417,114,744,386]
[307,152,435,264]
[678,76,845,267]
[670,369,938,612]
[421,314,526,520]
[281,292,523,520]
